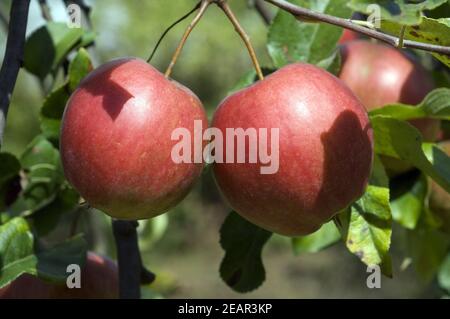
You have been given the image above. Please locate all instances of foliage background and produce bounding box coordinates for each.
[0,0,448,298]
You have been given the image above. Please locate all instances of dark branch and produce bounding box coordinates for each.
[141,264,156,285]
[112,220,147,299]
[0,0,31,148]
[254,0,272,25]
[265,0,450,56]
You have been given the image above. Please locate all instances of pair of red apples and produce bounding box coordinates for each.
[61,40,436,236]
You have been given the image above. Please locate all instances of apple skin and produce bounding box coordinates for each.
[212,63,374,236]
[429,141,450,233]
[0,252,118,299]
[339,40,440,142]
[60,58,207,220]
[339,41,440,175]
[338,29,359,44]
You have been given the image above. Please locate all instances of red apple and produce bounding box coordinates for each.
[338,29,359,44]
[339,41,440,175]
[0,252,118,299]
[60,58,207,220]
[212,63,373,236]
[339,40,440,142]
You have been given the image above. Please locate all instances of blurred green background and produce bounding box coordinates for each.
[0,0,443,298]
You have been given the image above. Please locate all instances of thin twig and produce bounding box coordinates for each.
[254,0,272,25]
[264,0,450,56]
[0,0,31,148]
[397,25,406,49]
[165,0,211,78]
[147,1,202,63]
[217,0,264,81]
[141,264,156,285]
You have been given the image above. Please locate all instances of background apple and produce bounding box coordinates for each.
[338,29,359,44]
[0,252,118,299]
[212,63,373,236]
[60,58,207,220]
[339,40,440,142]
[339,40,440,174]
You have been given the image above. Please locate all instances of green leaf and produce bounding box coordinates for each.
[337,156,392,276]
[348,0,447,25]
[32,185,80,236]
[317,49,342,76]
[79,31,96,48]
[40,85,70,145]
[24,23,85,78]
[0,153,21,210]
[228,70,257,95]
[380,17,450,67]
[8,136,63,215]
[390,173,427,229]
[426,1,450,19]
[267,0,351,68]
[438,253,450,293]
[369,88,450,120]
[371,116,450,194]
[68,48,93,92]
[219,212,272,293]
[292,221,340,254]
[0,153,20,185]
[0,217,34,276]
[0,234,87,288]
[406,226,449,282]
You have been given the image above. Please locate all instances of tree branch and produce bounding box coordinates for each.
[264,0,450,56]
[0,0,31,148]
[254,0,272,25]
[112,220,142,299]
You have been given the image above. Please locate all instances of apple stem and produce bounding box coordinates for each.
[397,26,406,49]
[164,0,211,79]
[264,0,450,56]
[147,1,202,63]
[112,219,146,299]
[217,0,265,81]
